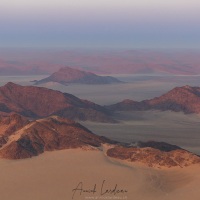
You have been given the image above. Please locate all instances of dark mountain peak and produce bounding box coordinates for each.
[108,85,200,114]
[167,85,200,95]
[107,99,144,111]
[3,82,19,89]
[34,67,122,85]
[175,85,200,97]
[2,82,55,94]
[51,66,92,81]
[59,66,92,75]
[0,83,115,122]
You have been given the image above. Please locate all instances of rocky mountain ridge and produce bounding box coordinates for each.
[0,114,199,168]
[0,114,113,159]
[0,82,114,122]
[34,67,122,85]
[108,85,200,114]
[107,141,200,168]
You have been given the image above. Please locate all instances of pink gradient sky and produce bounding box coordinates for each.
[0,0,199,49]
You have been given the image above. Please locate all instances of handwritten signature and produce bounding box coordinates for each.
[72,180,128,199]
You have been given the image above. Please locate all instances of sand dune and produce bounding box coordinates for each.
[0,149,199,200]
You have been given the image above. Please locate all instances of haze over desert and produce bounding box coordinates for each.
[0,69,200,199]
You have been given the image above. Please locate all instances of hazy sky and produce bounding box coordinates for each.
[0,0,199,49]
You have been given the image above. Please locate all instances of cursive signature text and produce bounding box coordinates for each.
[72,180,128,199]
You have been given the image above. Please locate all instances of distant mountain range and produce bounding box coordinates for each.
[0,82,114,122]
[34,67,122,85]
[1,83,200,123]
[107,85,200,114]
[0,81,200,167]
[0,49,200,76]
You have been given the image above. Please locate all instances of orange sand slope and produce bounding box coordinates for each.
[0,149,199,200]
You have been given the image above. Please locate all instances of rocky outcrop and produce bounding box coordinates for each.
[0,82,115,122]
[34,67,121,85]
[0,113,29,147]
[106,141,200,168]
[0,114,199,169]
[136,141,182,152]
[107,85,200,114]
[0,116,113,159]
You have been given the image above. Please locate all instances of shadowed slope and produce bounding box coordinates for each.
[0,113,29,147]
[0,115,113,159]
[0,82,114,122]
[108,85,200,114]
